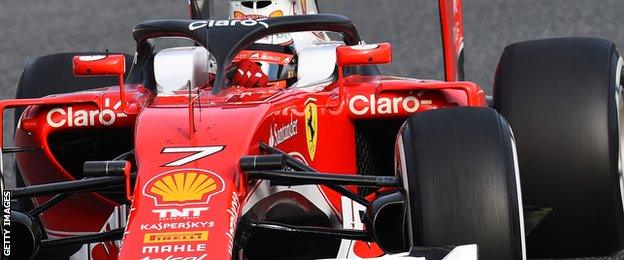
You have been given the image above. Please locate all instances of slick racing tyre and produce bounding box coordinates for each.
[13,52,132,259]
[396,107,525,260]
[493,38,624,257]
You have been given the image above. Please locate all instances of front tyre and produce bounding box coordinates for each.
[396,107,525,260]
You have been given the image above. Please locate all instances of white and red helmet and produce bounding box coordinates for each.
[228,0,322,85]
[229,0,319,19]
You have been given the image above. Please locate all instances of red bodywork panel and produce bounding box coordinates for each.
[6,1,478,257]
[12,85,149,236]
[9,73,485,259]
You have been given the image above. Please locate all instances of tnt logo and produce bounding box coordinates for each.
[151,207,208,219]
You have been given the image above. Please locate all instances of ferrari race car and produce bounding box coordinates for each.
[3,0,624,259]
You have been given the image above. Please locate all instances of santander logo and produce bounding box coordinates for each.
[348,94,421,115]
[268,119,298,147]
[46,98,127,128]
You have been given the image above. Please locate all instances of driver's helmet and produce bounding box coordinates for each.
[229,0,319,19]
[232,44,298,88]
[229,0,319,45]
[229,0,318,86]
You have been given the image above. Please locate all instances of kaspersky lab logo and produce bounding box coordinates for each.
[143,169,225,206]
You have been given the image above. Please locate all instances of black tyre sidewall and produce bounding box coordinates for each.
[493,37,624,257]
[396,107,525,260]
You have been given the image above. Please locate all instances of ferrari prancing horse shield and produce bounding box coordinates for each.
[305,102,318,160]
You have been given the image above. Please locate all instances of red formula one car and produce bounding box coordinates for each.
[3,0,624,259]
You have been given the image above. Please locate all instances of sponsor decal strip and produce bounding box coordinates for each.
[143,231,208,244]
[46,98,127,128]
[226,193,240,255]
[189,19,269,30]
[144,169,225,207]
[269,119,298,147]
[235,51,293,65]
[349,94,423,115]
[140,221,214,231]
[141,254,207,260]
[151,207,208,220]
[142,243,206,254]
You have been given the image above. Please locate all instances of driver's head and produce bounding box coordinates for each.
[228,0,320,87]
[232,44,298,88]
[229,0,319,19]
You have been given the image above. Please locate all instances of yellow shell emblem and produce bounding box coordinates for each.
[145,170,223,205]
[305,102,318,160]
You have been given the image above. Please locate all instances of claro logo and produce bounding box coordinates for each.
[188,19,269,30]
[46,98,126,128]
[348,94,421,115]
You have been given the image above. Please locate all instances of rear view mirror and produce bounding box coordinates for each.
[72,54,126,76]
[72,54,136,114]
[336,43,392,67]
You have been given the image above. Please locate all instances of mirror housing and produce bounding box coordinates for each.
[72,54,126,76]
[336,43,392,67]
[72,54,136,114]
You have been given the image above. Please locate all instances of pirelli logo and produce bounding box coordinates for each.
[143,231,208,243]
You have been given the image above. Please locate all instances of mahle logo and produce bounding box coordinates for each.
[144,169,224,206]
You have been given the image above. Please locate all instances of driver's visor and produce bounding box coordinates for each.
[229,0,284,18]
[233,50,295,81]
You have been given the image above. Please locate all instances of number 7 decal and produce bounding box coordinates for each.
[161,146,225,166]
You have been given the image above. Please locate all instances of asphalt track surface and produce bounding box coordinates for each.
[1,1,624,259]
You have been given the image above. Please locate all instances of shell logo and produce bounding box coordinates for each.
[144,169,224,206]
